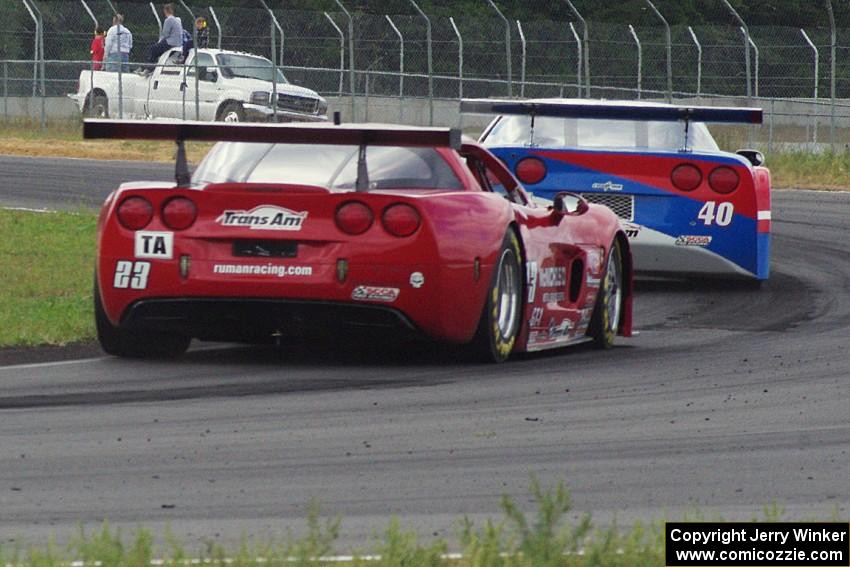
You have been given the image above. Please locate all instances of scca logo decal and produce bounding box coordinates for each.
[216,205,307,231]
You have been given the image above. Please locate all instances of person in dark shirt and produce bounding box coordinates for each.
[182,16,210,58]
[90,25,105,70]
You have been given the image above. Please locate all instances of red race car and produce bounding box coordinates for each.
[87,120,633,363]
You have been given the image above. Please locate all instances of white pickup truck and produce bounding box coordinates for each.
[70,47,328,122]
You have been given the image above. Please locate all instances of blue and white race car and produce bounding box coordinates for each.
[463,99,771,281]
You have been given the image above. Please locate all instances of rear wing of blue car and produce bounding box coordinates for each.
[460,99,763,124]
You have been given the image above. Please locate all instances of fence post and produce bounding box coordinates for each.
[364,71,369,122]
[103,0,116,15]
[628,25,641,99]
[449,16,463,100]
[485,0,511,97]
[209,6,222,49]
[21,0,38,98]
[720,0,751,99]
[324,13,345,100]
[179,0,199,120]
[687,26,701,98]
[257,0,280,121]
[79,0,98,27]
[257,0,283,78]
[516,20,526,98]
[768,98,774,154]
[23,0,45,128]
[385,15,404,123]
[741,28,759,98]
[3,61,7,122]
[408,0,433,125]
[149,2,162,30]
[334,0,355,121]
[801,28,819,147]
[825,0,835,151]
[80,0,99,117]
[568,21,582,97]
[563,0,588,97]
[644,0,671,102]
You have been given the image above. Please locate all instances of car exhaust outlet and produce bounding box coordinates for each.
[336,259,348,283]
[179,255,191,279]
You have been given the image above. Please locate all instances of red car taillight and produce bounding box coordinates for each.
[116,196,153,230]
[671,164,702,192]
[708,166,740,194]
[515,157,547,185]
[382,203,420,237]
[161,197,197,230]
[335,201,373,235]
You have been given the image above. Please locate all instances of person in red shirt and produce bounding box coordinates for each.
[90,26,105,70]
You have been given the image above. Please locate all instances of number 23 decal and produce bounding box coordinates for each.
[114,261,150,289]
[697,201,734,227]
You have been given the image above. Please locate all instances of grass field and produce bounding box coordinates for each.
[0,481,667,567]
[0,209,96,347]
[0,120,212,163]
[3,480,836,567]
[1,119,849,190]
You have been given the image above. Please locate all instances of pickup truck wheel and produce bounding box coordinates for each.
[219,102,245,123]
[86,94,109,118]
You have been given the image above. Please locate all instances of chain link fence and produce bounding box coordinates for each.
[5,0,850,151]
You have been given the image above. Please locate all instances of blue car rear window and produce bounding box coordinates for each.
[483,115,719,152]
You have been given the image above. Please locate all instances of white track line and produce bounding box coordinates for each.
[2,206,58,213]
[0,356,108,371]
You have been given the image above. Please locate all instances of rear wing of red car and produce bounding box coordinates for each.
[460,99,763,124]
[83,119,462,147]
[83,119,462,190]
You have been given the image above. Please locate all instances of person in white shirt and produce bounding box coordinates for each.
[104,14,133,72]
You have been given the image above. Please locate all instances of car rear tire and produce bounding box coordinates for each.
[588,238,624,349]
[86,94,109,118]
[469,231,523,363]
[94,278,190,359]
[219,102,245,123]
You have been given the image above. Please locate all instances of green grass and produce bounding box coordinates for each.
[767,151,850,190]
[0,209,97,347]
[0,119,212,163]
[1,480,668,567]
[4,479,842,567]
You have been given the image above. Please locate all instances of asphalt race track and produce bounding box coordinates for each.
[0,156,848,548]
[0,155,171,210]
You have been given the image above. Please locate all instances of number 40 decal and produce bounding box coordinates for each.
[697,201,734,227]
[113,261,151,289]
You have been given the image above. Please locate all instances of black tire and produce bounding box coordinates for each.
[94,278,190,359]
[468,231,523,363]
[588,238,624,349]
[86,93,109,118]
[218,102,245,123]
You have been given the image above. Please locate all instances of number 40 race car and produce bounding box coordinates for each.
[86,120,633,362]
[463,99,771,282]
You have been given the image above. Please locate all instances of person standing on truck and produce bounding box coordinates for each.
[90,26,105,70]
[104,14,132,72]
[148,4,183,63]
